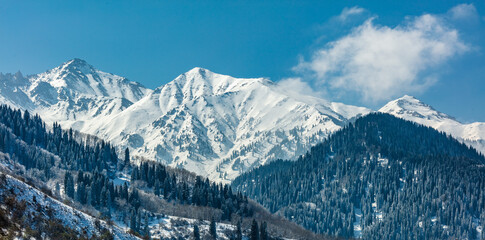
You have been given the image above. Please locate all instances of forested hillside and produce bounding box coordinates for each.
[233,113,485,239]
[0,104,326,239]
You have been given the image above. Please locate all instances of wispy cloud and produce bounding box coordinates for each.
[276,77,326,100]
[295,6,471,103]
[449,3,479,21]
[338,7,365,22]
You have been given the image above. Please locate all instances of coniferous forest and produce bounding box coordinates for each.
[0,105,245,237]
[233,113,485,239]
[0,104,325,239]
[3,102,485,239]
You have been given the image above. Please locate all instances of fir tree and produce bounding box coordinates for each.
[130,210,137,233]
[143,212,149,238]
[64,172,75,199]
[193,224,200,240]
[250,219,259,240]
[124,147,130,167]
[236,221,242,240]
[210,218,217,240]
[260,221,268,240]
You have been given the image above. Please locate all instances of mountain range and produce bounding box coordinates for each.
[232,113,485,239]
[0,59,483,182]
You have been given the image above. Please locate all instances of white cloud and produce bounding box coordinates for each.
[338,6,365,22]
[277,77,326,100]
[296,9,469,103]
[449,4,478,21]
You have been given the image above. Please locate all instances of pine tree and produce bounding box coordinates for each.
[130,209,137,233]
[210,218,217,240]
[143,213,150,238]
[236,221,242,240]
[124,147,130,167]
[193,224,200,240]
[64,172,75,199]
[260,221,268,240]
[76,171,86,204]
[250,219,259,240]
[136,210,141,233]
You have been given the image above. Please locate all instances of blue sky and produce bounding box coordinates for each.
[0,0,484,122]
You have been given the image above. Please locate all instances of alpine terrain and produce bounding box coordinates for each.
[0,59,370,183]
[233,113,485,239]
[379,95,485,154]
[0,104,326,239]
[1,59,485,240]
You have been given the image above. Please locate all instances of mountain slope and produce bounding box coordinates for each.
[0,104,330,240]
[0,159,137,239]
[233,113,485,239]
[0,60,370,182]
[379,95,485,154]
[85,67,369,182]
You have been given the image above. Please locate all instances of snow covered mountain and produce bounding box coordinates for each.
[8,59,483,182]
[85,67,370,182]
[1,59,483,182]
[0,58,152,130]
[0,59,369,183]
[379,95,485,154]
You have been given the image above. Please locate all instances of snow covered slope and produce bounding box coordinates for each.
[85,67,370,182]
[379,95,485,154]
[0,158,244,240]
[0,60,369,183]
[0,170,139,239]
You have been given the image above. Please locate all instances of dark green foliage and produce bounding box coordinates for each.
[233,113,485,239]
[193,224,200,240]
[143,212,149,238]
[0,105,119,181]
[64,171,75,199]
[0,104,255,237]
[124,147,130,167]
[236,221,242,240]
[260,221,268,240]
[210,218,217,239]
[250,219,259,240]
[131,161,250,220]
[130,209,137,233]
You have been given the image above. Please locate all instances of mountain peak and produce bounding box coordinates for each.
[61,58,94,73]
[67,58,89,65]
[187,67,210,74]
[28,59,151,103]
[181,67,219,81]
[379,95,456,123]
[171,67,234,89]
[398,94,418,101]
[381,95,426,109]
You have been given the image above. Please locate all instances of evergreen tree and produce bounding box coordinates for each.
[130,210,137,233]
[64,172,75,199]
[124,147,130,167]
[260,221,268,240]
[143,212,149,238]
[250,220,259,240]
[193,224,200,240]
[210,218,217,240]
[236,221,242,240]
